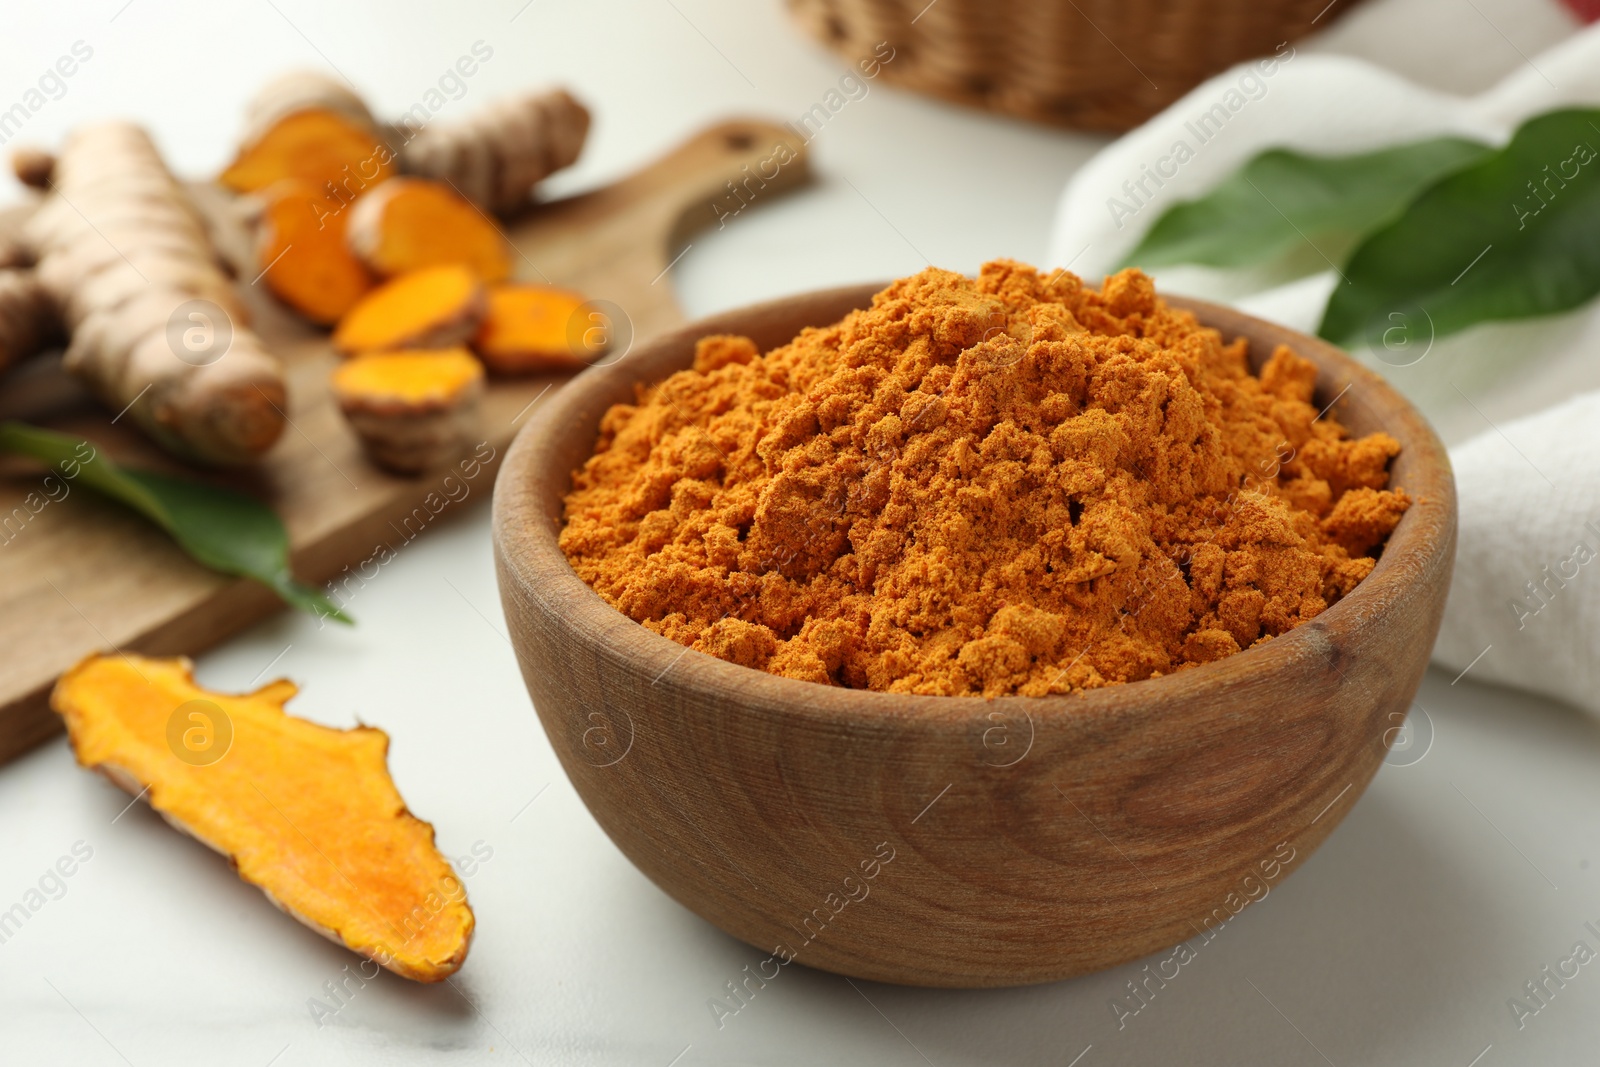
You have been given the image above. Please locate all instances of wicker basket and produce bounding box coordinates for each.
[787,0,1352,132]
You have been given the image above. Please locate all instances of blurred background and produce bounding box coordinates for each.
[0,0,1577,317]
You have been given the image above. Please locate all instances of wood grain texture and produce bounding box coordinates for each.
[0,119,810,767]
[492,285,1458,987]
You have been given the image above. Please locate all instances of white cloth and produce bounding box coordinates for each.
[1046,24,1600,712]
[1436,392,1600,712]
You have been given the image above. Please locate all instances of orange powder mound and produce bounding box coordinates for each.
[559,261,1410,696]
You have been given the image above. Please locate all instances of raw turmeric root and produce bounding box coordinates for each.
[240,69,379,145]
[228,72,589,215]
[256,179,375,324]
[331,347,484,473]
[0,227,32,271]
[10,145,55,190]
[0,269,60,373]
[221,95,395,199]
[399,88,590,213]
[52,654,474,982]
[24,123,286,465]
[346,177,510,281]
[332,264,485,355]
[474,283,594,374]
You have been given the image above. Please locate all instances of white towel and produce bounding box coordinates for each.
[1437,392,1600,711]
[1045,23,1600,712]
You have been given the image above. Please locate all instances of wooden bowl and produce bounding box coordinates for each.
[491,284,1456,987]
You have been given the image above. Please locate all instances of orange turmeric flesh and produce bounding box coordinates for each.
[474,283,594,374]
[346,177,511,281]
[52,654,474,982]
[332,347,485,411]
[333,264,486,355]
[220,108,395,195]
[257,179,374,324]
[331,348,485,473]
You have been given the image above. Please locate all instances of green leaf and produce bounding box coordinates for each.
[1121,138,1493,272]
[0,421,350,623]
[1320,109,1600,347]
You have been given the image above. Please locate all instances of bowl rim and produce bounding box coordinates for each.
[492,280,1456,730]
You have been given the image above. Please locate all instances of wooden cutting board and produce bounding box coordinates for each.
[0,119,810,766]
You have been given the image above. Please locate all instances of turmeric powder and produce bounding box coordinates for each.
[560,262,1411,697]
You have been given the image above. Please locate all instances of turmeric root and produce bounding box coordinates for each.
[24,123,286,465]
[240,69,378,145]
[474,283,594,374]
[0,228,32,270]
[332,347,484,472]
[10,145,55,190]
[221,103,395,199]
[256,179,375,324]
[44,250,249,331]
[52,653,474,982]
[399,88,590,213]
[0,269,60,372]
[346,177,510,281]
[332,264,485,355]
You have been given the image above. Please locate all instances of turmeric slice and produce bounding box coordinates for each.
[220,108,395,196]
[257,179,374,324]
[346,177,510,281]
[473,283,594,374]
[332,347,484,473]
[332,264,486,355]
[51,654,474,982]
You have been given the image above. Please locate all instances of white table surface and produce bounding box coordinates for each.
[1,1,1594,1063]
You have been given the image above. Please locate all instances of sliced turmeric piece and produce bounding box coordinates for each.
[332,347,484,473]
[257,179,375,324]
[474,283,598,375]
[332,264,486,355]
[346,178,510,281]
[220,108,396,196]
[51,654,473,982]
